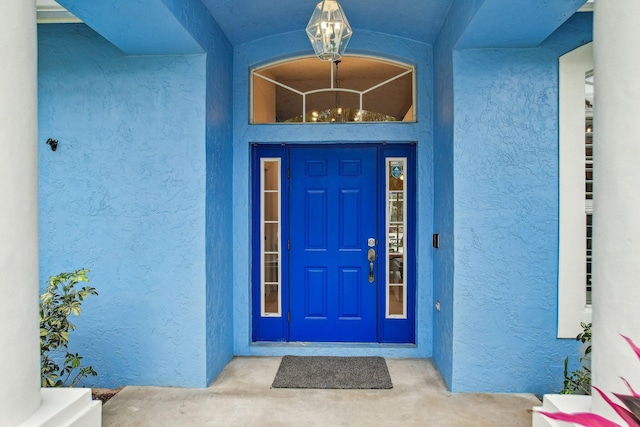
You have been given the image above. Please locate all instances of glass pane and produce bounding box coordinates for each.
[586,281,592,306]
[389,195,404,223]
[275,86,303,122]
[586,210,592,307]
[363,72,413,121]
[389,255,403,285]
[264,192,279,222]
[305,91,360,122]
[388,285,404,316]
[264,223,279,253]
[264,284,279,315]
[253,74,276,124]
[261,57,330,93]
[389,162,405,191]
[585,121,593,134]
[263,161,279,191]
[251,56,414,124]
[264,254,279,283]
[389,224,404,254]
[585,169,593,182]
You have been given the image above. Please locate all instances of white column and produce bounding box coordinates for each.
[0,0,41,425]
[592,0,640,419]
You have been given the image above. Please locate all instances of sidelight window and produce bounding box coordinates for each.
[260,159,282,316]
[558,42,593,337]
[386,158,407,318]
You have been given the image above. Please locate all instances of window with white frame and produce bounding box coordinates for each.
[585,71,593,305]
[260,159,282,317]
[251,56,415,123]
[386,158,407,318]
[558,43,593,338]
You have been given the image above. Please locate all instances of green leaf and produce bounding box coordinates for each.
[40,269,97,387]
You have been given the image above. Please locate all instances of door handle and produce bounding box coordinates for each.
[368,248,375,283]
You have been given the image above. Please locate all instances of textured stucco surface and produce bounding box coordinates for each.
[431,0,485,391]
[163,0,235,388]
[57,0,202,55]
[200,0,454,46]
[456,0,586,48]
[452,48,575,393]
[232,30,435,358]
[432,5,592,394]
[38,24,208,388]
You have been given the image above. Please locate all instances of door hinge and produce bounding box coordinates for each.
[287,311,291,322]
[287,240,290,250]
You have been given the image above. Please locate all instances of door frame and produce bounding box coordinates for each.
[251,143,416,343]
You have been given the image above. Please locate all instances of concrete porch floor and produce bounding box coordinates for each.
[102,357,540,426]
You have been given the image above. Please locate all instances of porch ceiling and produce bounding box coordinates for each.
[36,0,591,55]
[200,0,455,46]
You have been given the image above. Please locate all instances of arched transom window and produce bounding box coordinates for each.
[251,56,415,123]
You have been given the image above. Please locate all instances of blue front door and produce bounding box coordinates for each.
[289,147,378,342]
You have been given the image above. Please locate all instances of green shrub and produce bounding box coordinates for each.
[561,322,592,395]
[543,334,640,426]
[40,269,98,387]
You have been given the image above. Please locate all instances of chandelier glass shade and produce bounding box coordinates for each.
[306,0,353,61]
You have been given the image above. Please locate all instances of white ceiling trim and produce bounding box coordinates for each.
[578,0,594,12]
[36,0,81,23]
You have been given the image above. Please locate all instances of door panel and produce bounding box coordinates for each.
[289,147,377,342]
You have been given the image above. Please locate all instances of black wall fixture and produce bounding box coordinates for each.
[46,138,58,151]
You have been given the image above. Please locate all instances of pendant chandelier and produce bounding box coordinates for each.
[306,0,353,61]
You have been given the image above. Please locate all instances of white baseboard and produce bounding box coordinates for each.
[532,394,591,427]
[18,388,101,427]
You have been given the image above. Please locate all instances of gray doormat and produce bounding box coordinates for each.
[271,356,393,389]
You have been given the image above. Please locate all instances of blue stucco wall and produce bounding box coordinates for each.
[456,0,586,48]
[57,0,203,55]
[432,0,485,391]
[38,23,209,388]
[433,7,592,394]
[452,47,575,393]
[163,0,235,387]
[232,30,435,357]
